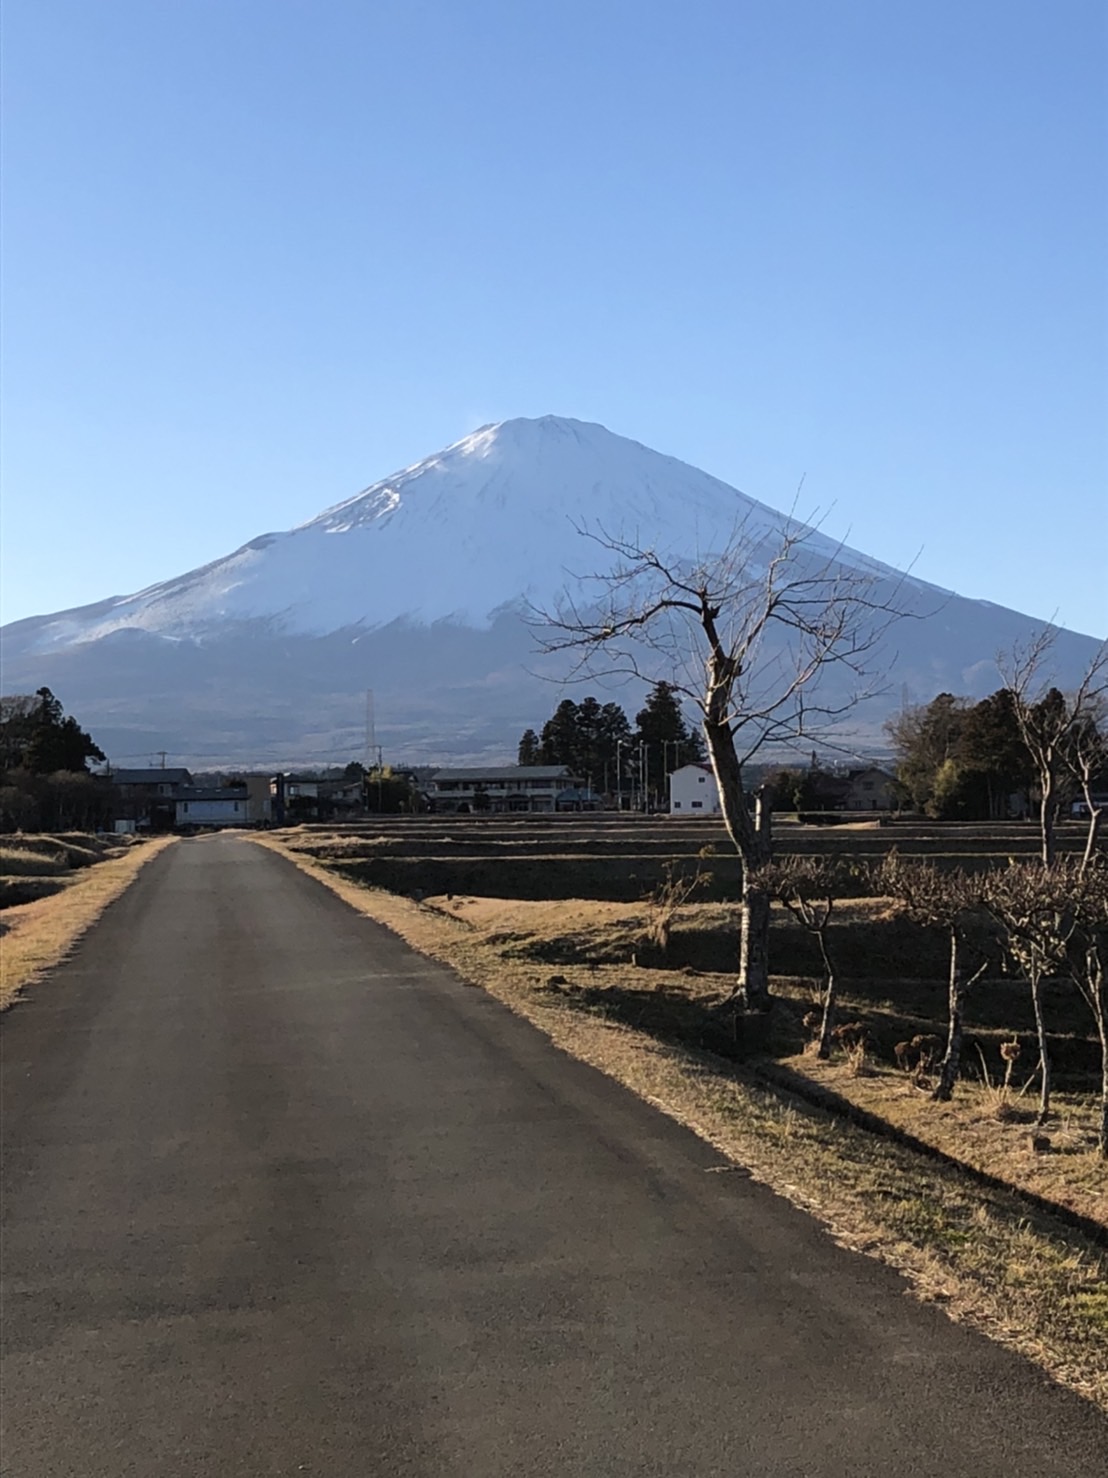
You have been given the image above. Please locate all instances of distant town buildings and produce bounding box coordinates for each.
[667,762,899,817]
[429,766,599,814]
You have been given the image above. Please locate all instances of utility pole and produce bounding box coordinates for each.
[364,690,376,774]
[617,737,633,813]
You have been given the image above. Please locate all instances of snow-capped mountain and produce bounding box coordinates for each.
[2,416,1102,767]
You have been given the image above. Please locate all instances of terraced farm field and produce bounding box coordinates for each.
[292,811,1093,902]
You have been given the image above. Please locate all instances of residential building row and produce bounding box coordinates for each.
[108,759,909,828]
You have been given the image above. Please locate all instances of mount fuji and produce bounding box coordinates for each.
[2,416,1102,767]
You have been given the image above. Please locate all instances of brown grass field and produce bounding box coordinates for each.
[0,833,176,1009]
[257,814,1108,1409]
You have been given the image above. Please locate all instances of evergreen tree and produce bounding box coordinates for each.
[634,681,704,802]
[0,690,109,830]
[15,689,105,776]
[960,688,1033,819]
[0,695,37,771]
[575,696,604,777]
[539,699,582,769]
[595,701,631,790]
[529,697,631,788]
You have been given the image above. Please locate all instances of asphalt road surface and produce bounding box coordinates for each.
[2,836,1105,1477]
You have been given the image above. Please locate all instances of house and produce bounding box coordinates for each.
[841,767,899,811]
[269,773,320,823]
[268,773,366,822]
[790,765,899,814]
[317,777,366,816]
[111,767,193,831]
[430,766,588,814]
[669,763,720,816]
[175,788,250,829]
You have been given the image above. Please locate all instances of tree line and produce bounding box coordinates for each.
[886,667,1106,854]
[886,688,1034,820]
[516,682,705,799]
[0,688,111,831]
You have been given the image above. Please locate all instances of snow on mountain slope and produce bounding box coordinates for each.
[2,416,1102,767]
[16,416,906,654]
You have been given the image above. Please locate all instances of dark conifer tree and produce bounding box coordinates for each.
[634,681,705,801]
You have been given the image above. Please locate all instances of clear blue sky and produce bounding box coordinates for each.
[2,0,1106,637]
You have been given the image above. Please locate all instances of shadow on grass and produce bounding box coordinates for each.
[553,974,1107,1247]
[0,876,70,910]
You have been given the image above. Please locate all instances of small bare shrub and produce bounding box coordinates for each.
[895,1033,942,1089]
[828,1020,871,1075]
[973,1038,1043,1123]
[643,863,704,958]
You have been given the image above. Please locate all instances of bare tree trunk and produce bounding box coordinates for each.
[739,791,774,1011]
[815,927,837,1059]
[1080,790,1103,878]
[704,718,773,1011]
[1029,963,1052,1124]
[933,926,963,1102]
[1039,776,1055,869]
[1096,1015,1108,1160]
[739,879,772,1012]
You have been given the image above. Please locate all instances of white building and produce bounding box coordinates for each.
[175,789,249,828]
[430,766,591,814]
[669,763,720,815]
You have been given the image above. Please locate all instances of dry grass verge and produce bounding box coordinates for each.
[256,833,1107,1411]
[0,836,176,1009]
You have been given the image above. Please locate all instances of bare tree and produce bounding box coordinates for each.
[537,513,910,1010]
[1055,860,1108,1157]
[1065,708,1108,877]
[878,856,992,1101]
[760,856,851,1057]
[985,858,1108,1150]
[1001,630,1108,869]
[981,862,1071,1125]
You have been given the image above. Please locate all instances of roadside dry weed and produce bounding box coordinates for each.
[0,836,176,1009]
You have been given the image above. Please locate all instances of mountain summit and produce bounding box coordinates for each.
[2,416,1101,766]
[14,415,880,651]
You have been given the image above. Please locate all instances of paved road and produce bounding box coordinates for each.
[2,837,1105,1476]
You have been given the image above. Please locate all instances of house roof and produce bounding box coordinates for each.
[431,766,577,783]
[112,768,192,785]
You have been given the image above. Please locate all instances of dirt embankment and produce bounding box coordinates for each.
[0,834,176,1009]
